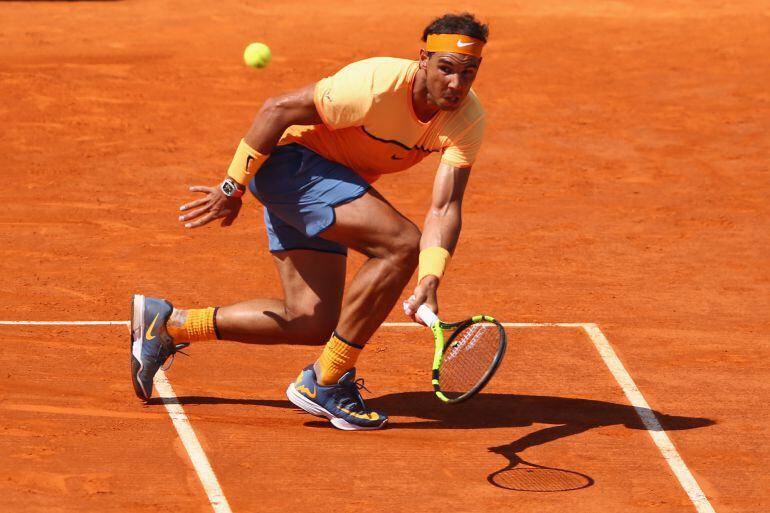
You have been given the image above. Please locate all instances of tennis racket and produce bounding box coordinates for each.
[405,302,507,404]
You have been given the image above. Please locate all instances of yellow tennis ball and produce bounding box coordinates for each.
[243,42,271,69]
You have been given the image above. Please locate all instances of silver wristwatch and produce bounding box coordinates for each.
[220,177,245,198]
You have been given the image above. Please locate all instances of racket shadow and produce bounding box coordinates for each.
[485,423,596,492]
[486,455,595,492]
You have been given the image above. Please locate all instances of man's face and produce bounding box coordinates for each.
[420,50,481,110]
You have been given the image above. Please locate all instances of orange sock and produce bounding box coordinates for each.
[166,307,219,343]
[317,331,363,385]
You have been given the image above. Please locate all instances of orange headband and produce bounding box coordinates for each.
[425,33,484,57]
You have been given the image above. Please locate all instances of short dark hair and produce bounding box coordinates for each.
[421,12,489,43]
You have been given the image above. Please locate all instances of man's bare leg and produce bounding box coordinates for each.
[169,250,346,345]
[306,189,419,384]
[321,189,421,344]
[282,188,418,429]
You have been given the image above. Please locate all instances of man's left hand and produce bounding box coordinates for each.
[179,185,242,228]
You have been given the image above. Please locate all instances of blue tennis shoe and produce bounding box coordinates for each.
[130,294,188,401]
[286,365,388,431]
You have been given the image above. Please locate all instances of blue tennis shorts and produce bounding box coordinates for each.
[248,144,371,255]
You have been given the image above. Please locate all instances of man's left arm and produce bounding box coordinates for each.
[406,162,471,320]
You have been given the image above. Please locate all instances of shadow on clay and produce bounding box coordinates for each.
[150,391,713,491]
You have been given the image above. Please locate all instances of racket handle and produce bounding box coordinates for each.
[415,304,439,328]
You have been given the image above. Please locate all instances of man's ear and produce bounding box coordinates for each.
[419,49,430,70]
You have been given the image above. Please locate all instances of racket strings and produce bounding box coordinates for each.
[440,323,500,396]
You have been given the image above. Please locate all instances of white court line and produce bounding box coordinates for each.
[385,321,588,327]
[1,319,715,513]
[154,369,233,513]
[582,324,716,513]
[0,320,584,328]
[0,320,129,325]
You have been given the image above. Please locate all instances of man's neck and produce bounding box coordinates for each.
[411,68,440,123]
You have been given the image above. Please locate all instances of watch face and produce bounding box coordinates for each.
[222,181,235,196]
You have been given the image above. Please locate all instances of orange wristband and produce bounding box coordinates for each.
[227,139,267,185]
[418,247,451,283]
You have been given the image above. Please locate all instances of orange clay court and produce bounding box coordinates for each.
[1,1,768,512]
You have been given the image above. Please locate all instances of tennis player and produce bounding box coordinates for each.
[130,13,488,430]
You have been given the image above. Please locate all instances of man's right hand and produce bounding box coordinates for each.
[404,275,439,325]
[179,184,242,228]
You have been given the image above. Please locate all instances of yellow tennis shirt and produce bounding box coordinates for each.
[279,57,485,183]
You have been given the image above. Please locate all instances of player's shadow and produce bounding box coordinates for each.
[375,392,713,491]
[154,391,714,434]
[156,392,713,491]
[369,391,715,432]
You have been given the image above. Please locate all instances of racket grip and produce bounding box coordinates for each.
[415,304,439,328]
